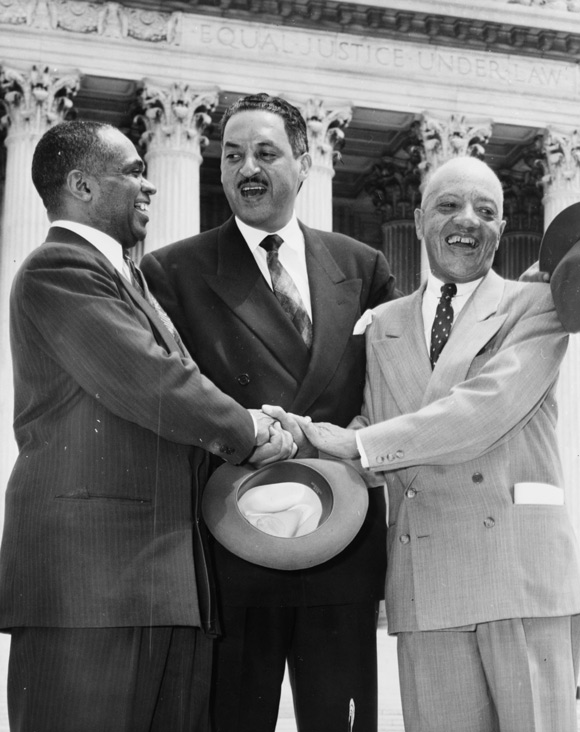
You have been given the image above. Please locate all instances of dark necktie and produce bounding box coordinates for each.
[123,254,182,345]
[430,282,457,368]
[260,234,313,349]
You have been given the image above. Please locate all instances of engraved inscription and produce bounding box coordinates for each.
[189,20,577,93]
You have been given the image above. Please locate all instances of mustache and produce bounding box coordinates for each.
[238,175,267,189]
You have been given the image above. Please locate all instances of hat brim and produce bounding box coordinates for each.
[539,202,580,275]
[202,458,369,571]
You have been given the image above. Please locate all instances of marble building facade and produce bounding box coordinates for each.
[1,0,580,727]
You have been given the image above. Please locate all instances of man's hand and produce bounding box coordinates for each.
[248,408,276,446]
[293,418,359,460]
[261,405,318,458]
[248,423,296,467]
[519,261,550,283]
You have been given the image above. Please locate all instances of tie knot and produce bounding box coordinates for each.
[260,234,284,253]
[123,252,136,269]
[440,282,457,301]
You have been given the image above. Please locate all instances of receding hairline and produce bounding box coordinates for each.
[421,158,504,214]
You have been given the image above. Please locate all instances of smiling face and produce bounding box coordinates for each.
[415,158,506,283]
[87,127,156,250]
[220,110,311,232]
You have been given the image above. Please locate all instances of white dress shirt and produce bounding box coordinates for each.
[235,215,312,319]
[51,219,132,282]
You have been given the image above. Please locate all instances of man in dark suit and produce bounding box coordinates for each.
[0,119,291,732]
[141,93,397,732]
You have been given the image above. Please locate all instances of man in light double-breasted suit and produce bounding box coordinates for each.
[293,157,580,731]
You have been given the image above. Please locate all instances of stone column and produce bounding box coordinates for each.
[537,128,580,542]
[496,168,543,279]
[293,98,351,232]
[415,113,493,278]
[137,82,217,254]
[364,150,422,294]
[0,64,79,516]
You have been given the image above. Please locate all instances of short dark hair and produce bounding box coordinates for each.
[31,120,117,213]
[220,93,308,158]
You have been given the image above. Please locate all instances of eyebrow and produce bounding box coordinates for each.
[121,158,145,172]
[434,192,498,207]
[223,140,279,149]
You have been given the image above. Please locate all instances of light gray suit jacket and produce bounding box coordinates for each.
[356,270,580,632]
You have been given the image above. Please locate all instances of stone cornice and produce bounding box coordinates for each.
[112,0,580,61]
[3,0,580,62]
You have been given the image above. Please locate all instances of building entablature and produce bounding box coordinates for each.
[4,0,580,64]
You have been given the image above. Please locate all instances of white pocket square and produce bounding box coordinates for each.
[514,482,564,505]
[353,309,374,335]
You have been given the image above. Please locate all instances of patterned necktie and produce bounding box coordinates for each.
[260,234,313,349]
[430,282,457,368]
[123,254,183,345]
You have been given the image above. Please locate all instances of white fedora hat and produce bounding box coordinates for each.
[202,459,369,570]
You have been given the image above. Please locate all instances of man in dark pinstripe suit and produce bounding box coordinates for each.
[0,120,291,732]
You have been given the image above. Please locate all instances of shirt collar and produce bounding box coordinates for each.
[51,220,126,273]
[235,215,303,253]
[426,272,483,300]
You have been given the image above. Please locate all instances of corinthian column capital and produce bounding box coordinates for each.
[0,63,79,137]
[531,128,580,227]
[542,128,580,188]
[137,82,218,156]
[295,98,352,169]
[291,98,352,231]
[418,113,492,179]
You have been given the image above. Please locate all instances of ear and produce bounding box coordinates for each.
[66,169,93,202]
[298,152,312,183]
[414,207,424,240]
[497,218,507,249]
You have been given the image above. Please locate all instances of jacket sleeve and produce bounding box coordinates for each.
[15,245,256,461]
[551,240,580,333]
[366,248,401,307]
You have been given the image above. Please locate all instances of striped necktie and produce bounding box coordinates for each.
[260,234,313,349]
[123,254,183,346]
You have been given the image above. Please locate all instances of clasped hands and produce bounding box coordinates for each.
[247,406,359,467]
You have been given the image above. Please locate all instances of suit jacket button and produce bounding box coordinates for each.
[406,488,416,499]
[396,450,404,459]
[236,373,250,386]
[472,472,484,483]
[483,517,495,529]
[387,453,395,462]
[400,534,411,544]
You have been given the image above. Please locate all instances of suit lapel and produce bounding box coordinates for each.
[371,288,431,416]
[46,227,183,356]
[201,218,309,382]
[421,270,508,406]
[116,270,187,355]
[289,226,364,415]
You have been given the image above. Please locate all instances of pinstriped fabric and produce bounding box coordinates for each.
[0,231,256,630]
[398,617,580,732]
[8,626,213,731]
[357,272,580,632]
[124,253,184,346]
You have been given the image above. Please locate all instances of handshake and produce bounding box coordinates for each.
[247,405,359,467]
